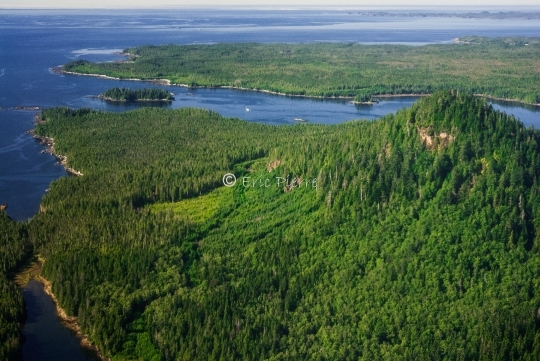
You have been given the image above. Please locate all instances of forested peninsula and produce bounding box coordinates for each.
[63,37,540,105]
[2,91,540,359]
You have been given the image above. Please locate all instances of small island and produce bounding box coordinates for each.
[99,87,174,102]
[352,91,380,104]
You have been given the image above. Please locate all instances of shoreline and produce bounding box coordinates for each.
[15,257,109,361]
[28,115,83,177]
[352,100,380,105]
[473,93,540,107]
[372,93,430,98]
[0,106,42,111]
[56,67,540,107]
[55,67,171,86]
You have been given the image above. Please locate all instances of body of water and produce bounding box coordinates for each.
[22,280,98,361]
[0,9,538,361]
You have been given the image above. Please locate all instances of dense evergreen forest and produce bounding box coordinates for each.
[101,87,173,102]
[63,37,540,104]
[2,91,540,359]
[0,212,28,361]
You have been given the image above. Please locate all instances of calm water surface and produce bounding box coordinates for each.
[22,280,98,360]
[0,9,538,361]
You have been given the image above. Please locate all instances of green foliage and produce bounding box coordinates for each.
[0,212,30,361]
[112,317,162,361]
[148,186,233,225]
[354,90,373,103]
[101,87,173,102]
[3,91,540,359]
[63,39,540,104]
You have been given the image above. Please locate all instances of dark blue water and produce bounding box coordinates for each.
[22,280,98,361]
[0,111,68,221]
[0,9,539,361]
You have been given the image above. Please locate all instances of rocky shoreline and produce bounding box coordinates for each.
[28,115,84,177]
[0,106,41,111]
[15,258,109,361]
[53,66,171,86]
[37,273,109,361]
[352,100,380,105]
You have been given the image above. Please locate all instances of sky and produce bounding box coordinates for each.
[1,0,539,9]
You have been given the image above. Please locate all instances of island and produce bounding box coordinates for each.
[62,37,540,105]
[99,87,174,102]
[352,91,380,104]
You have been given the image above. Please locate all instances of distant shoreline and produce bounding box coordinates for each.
[357,11,540,20]
[54,67,540,107]
[53,67,170,86]
[473,94,540,107]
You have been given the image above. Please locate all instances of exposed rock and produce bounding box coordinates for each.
[30,133,84,176]
[418,126,455,150]
[51,66,64,74]
[12,106,41,111]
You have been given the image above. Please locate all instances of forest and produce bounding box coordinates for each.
[100,88,173,102]
[1,90,540,360]
[63,37,540,104]
[0,212,27,361]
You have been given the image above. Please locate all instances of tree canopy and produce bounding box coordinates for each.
[64,38,540,104]
[2,91,540,360]
[101,87,173,102]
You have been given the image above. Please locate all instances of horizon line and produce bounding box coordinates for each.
[2,5,540,10]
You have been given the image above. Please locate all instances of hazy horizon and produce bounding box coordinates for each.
[2,1,540,10]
